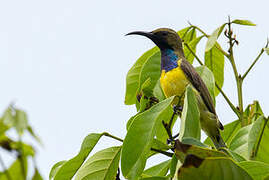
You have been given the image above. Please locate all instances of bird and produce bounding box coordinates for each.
[126,28,226,149]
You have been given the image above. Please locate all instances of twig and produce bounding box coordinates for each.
[0,154,12,180]
[103,132,123,142]
[242,44,268,80]
[150,148,173,157]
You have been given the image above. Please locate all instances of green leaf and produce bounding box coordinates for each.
[75,146,121,180]
[14,109,28,135]
[244,101,264,124]
[143,160,171,177]
[174,140,227,163]
[182,137,208,148]
[138,52,161,96]
[205,43,224,96]
[169,155,179,178]
[205,24,226,52]
[182,28,196,43]
[32,168,43,180]
[177,156,252,180]
[204,119,241,147]
[27,126,42,145]
[153,80,165,102]
[0,158,28,180]
[239,161,269,180]
[125,46,159,105]
[184,36,203,64]
[223,149,247,162]
[177,27,193,41]
[232,19,256,26]
[251,118,269,164]
[53,133,104,180]
[121,97,174,179]
[179,86,200,141]
[140,177,169,180]
[49,161,66,180]
[229,124,253,159]
[196,66,216,105]
[264,48,269,55]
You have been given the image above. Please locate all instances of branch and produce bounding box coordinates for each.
[226,16,244,125]
[242,42,268,80]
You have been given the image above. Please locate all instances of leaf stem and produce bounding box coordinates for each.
[0,154,12,180]
[103,132,173,157]
[242,44,268,80]
[150,148,173,157]
[184,42,240,118]
[103,132,123,142]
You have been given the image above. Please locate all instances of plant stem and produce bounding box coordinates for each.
[242,46,267,80]
[226,17,245,126]
[150,148,173,157]
[0,154,12,180]
[103,132,123,142]
[184,42,240,118]
[103,132,173,157]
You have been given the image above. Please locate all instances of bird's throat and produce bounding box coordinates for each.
[161,49,178,72]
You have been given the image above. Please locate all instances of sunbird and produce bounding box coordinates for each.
[126,28,226,149]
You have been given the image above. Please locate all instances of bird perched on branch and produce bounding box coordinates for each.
[126,28,226,149]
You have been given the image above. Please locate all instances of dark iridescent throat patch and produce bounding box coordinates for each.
[161,49,178,72]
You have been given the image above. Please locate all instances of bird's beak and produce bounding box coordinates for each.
[125,31,157,41]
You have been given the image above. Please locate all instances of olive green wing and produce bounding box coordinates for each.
[180,58,216,115]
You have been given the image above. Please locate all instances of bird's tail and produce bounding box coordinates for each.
[211,133,227,150]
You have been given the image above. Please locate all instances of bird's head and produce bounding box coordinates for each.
[126,28,183,53]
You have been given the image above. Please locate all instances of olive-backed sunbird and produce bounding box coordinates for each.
[126,28,226,149]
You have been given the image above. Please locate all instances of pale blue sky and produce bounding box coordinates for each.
[0,0,268,178]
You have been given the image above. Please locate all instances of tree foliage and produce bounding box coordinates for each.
[50,17,269,180]
[0,104,43,180]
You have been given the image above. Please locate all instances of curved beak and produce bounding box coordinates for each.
[125,31,156,41]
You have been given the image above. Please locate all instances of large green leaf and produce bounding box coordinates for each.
[184,36,203,64]
[204,119,241,147]
[121,97,174,179]
[140,177,169,180]
[143,160,171,177]
[205,43,224,96]
[138,52,161,97]
[75,146,121,180]
[179,86,200,141]
[53,133,103,180]
[49,161,66,180]
[232,19,256,26]
[177,156,252,180]
[229,124,253,159]
[125,47,159,105]
[196,66,216,105]
[205,24,226,52]
[239,161,269,180]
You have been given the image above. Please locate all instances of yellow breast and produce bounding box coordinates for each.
[160,61,189,98]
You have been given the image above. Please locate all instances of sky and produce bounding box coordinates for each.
[0,0,268,179]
